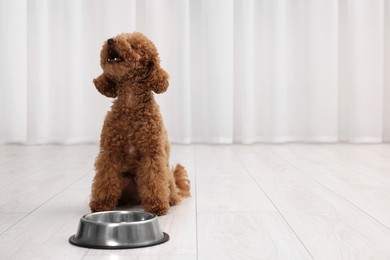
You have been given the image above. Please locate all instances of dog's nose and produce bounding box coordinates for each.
[107,38,114,45]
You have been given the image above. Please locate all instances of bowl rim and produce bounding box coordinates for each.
[81,210,157,226]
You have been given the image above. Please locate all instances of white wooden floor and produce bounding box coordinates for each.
[1,144,390,259]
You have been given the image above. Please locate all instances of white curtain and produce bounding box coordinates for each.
[1,0,389,144]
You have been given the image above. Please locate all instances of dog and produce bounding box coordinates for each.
[89,32,190,215]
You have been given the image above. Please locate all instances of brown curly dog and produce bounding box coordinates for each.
[89,32,190,215]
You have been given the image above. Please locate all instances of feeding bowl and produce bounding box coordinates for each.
[69,211,169,249]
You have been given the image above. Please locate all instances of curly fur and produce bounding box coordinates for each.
[89,32,190,215]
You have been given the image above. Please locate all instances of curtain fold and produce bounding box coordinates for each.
[0,0,389,144]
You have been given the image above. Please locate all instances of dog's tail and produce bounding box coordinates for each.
[173,164,191,197]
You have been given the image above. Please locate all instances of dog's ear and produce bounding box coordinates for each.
[93,74,117,98]
[143,60,169,94]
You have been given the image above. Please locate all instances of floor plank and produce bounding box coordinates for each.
[306,144,390,186]
[195,145,275,212]
[0,145,79,189]
[0,188,90,260]
[272,144,390,229]
[0,213,25,234]
[198,211,312,259]
[0,146,94,213]
[235,145,390,259]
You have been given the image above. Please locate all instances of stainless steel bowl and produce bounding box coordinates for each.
[69,211,169,249]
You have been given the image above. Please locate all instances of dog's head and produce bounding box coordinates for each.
[100,32,169,94]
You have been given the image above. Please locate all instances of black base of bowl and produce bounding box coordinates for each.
[69,232,169,249]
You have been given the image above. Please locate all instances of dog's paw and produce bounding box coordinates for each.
[93,75,117,98]
[144,202,170,216]
[89,200,116,212]
[169,194,181,206]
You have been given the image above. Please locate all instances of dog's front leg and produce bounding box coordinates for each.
[89,150,122,212]
[136,156,170,216]
[93,73,117,98]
